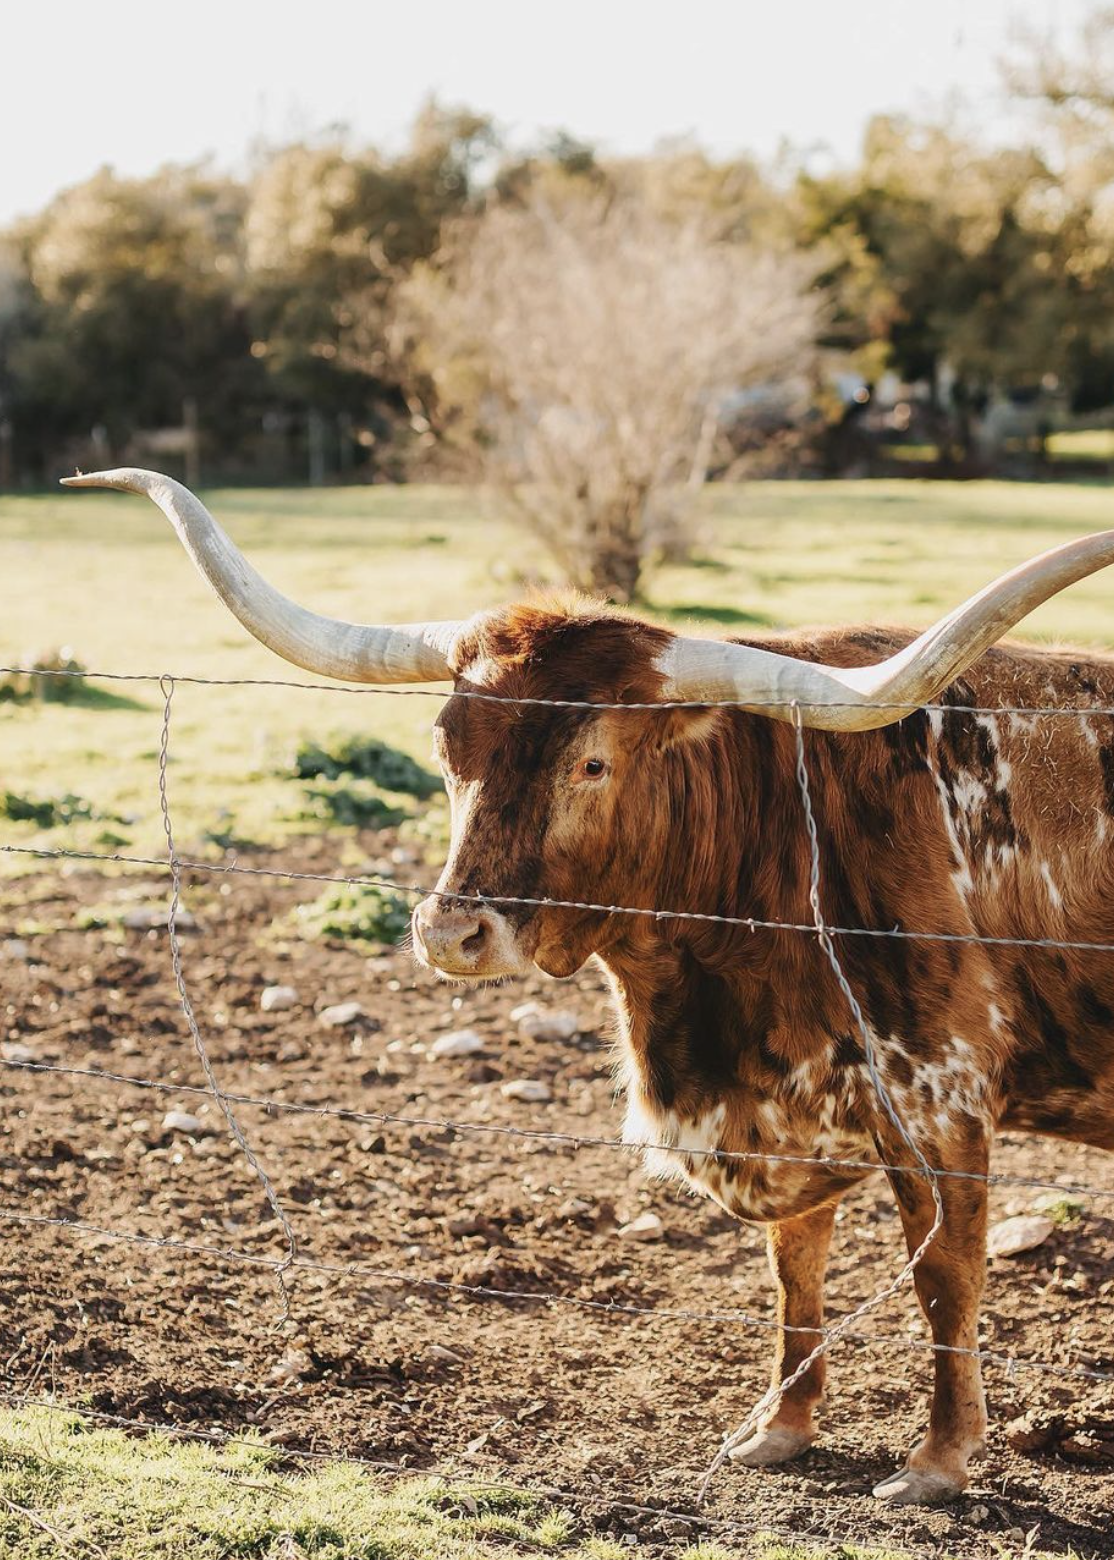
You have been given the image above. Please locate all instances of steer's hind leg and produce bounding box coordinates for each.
[729,1198,838,1468]
[873,1121,989,1506]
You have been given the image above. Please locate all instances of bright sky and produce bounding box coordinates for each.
[0,0,1097,226]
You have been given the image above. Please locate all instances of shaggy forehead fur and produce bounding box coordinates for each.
[448,594,673,699]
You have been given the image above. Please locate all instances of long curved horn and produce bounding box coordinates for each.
[61,469,461,683]
[658,529,1114,730]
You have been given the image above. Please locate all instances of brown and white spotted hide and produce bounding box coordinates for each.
[411,600,1114,1503]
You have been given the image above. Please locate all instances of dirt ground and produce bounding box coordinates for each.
[1,840,1112,1558]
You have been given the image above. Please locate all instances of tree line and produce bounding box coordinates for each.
[4,14,1114,593]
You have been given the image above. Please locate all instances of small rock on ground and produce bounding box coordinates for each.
[123,907,198,931]
[510,1002,579,1042]
[0,1041,39,1064]
[161,1109,208,1136]
[425,1343,466,1364]
[260,984,299,1012]
[1006,1410,1062,1452]
[0,939,31,962]
[618,1212,664,1242]
[318,1001,366,1028]
[500,1079,552,1103]
[268,1346,314,1384]
[430,1029,485,1058]
[988,1213,1054,1257]
[557,1197,595,1219]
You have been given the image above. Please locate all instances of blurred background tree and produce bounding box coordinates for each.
[244,106,494,478]
[7,168,256,472]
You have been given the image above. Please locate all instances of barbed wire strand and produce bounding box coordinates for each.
[11,839,1114,958]
[6,660,1114,719]
[4,1052,1111,1202]
[0,1391,951,1559]
[700,708,946,1499]
[156,675,296,1324]
[0,1203,1109,1386]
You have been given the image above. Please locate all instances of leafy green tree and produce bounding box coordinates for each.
[244,108,496,435]
[1002,9,1114,411]
[800,115,1114,455]
[7,166,257,473]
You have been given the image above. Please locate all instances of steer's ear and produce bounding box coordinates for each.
[653,706,725,750]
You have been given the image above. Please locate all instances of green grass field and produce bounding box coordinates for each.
[0,1403,1084,1559]
[4,478,1114,868]
[0,1407,955,1560]
[1046,428,1114,462]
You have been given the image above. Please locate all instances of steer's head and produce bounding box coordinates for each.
[62,468,1114,979]
[411,600,681,981]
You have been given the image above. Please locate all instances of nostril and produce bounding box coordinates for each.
[461,922,488,954]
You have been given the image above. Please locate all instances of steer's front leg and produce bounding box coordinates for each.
[729,1198,838,1467]
[873,1121,989,1505]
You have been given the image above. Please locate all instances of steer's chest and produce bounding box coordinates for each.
[621,1071,877,1223]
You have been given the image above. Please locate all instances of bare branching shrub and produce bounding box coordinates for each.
[398,196,819,599]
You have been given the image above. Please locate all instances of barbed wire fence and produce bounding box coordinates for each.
[2,661,1113,1549]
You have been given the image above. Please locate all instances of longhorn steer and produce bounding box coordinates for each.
[64,469,1114,1505]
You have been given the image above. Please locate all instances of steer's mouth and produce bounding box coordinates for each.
[410,898,536,982]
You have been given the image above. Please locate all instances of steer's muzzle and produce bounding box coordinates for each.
[411,896,532,980]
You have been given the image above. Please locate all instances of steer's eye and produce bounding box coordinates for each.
[577,757,608,781]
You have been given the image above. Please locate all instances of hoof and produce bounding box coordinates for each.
[728,1425,814,1468]
[872,1466,965,1506]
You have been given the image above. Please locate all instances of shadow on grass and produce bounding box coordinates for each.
[675,553,731,571]
[648,601,778,628]
[67,683,152,713]
[0,683,150,713]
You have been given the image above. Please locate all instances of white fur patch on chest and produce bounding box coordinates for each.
[618,1019,996,1224]
[622,1093,727,1181]
[621,1086,875,1222]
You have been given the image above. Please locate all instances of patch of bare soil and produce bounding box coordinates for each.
[1,843,1112,1557]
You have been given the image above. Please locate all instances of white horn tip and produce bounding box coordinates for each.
[60,468,155,493]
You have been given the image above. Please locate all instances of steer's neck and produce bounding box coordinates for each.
[643,713,814,933]
[597,718,908,1116]
[600,920,823,1120]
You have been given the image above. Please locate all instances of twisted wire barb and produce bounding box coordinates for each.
[156,675,296,1322]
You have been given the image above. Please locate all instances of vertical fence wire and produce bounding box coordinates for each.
[156,673,296,1323]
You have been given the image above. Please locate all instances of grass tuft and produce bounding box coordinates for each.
[1034,1194,1086,1226]
[0,649,88,705]
[293,882,413,945]
[296,784,410,831]
[292,736,442,800]
[1,791,99,829]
